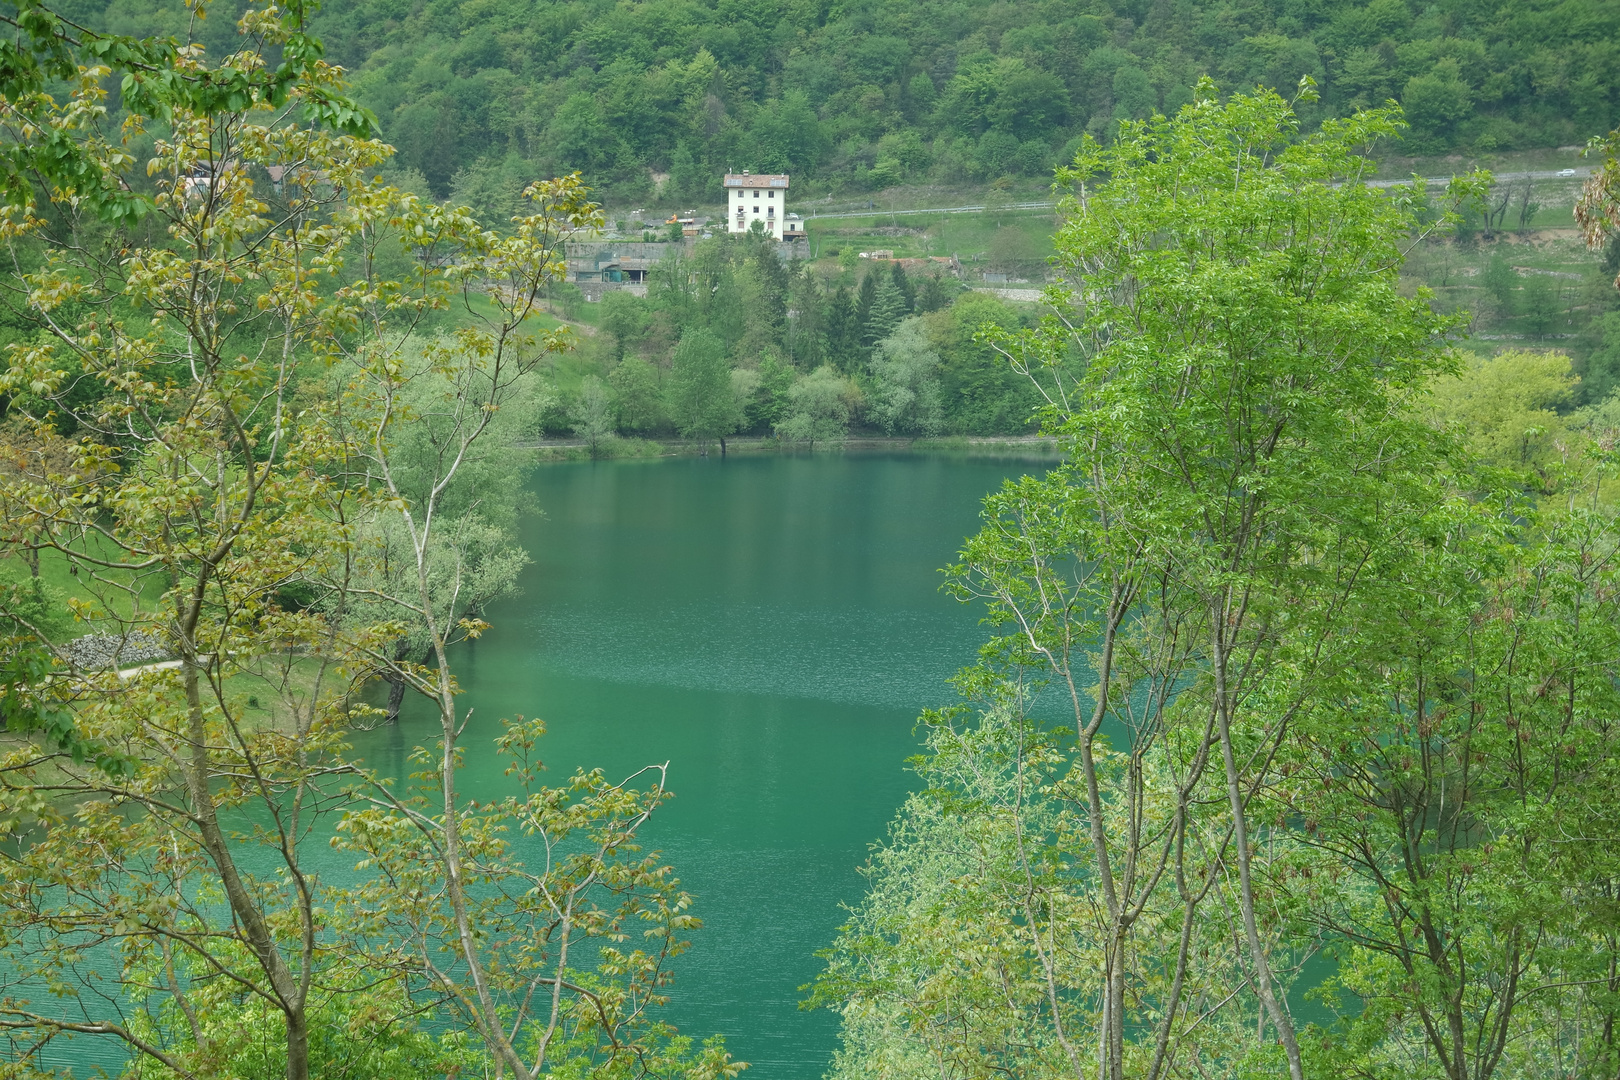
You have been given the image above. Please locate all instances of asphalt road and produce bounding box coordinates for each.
[802,168,1595,221]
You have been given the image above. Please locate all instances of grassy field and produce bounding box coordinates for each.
[804,205,1060,282]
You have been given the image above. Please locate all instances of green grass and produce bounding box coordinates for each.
[1403,228,1608,352]
[804,206,1058,283]
[0,540,171,641]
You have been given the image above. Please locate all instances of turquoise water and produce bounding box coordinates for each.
[361,452,1038,1078]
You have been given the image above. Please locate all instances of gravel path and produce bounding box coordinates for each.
[59,631,171,670]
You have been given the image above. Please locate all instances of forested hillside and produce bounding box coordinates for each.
[88,0,1620,200]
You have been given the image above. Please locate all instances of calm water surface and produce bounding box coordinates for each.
[358,452,1040,1079]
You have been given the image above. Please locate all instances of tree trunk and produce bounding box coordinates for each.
[285,1006,309,1080]
[719,435,727,456]
[385,672,406,723]
[182,655,308,1080]
[1211,621,1303,1080]
[383,637,421,722]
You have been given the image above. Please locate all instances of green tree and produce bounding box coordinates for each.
[775,366,854,448]
[826,285,862,372]
[889,260,915,314]
[329,177,742,1080]
[1275,495,1620,1080]
[668,328,742,451]
[610,355,665,433]
[1401,59,1473,146]
[786,269,827,369]
[668,141,704,202]
[935,293,1035,433]
[862,275,908,349]
[855,271,879,351]
[1482,252,1520,318]
[0,35,403,1079]
[0,24,734,1080]
[600,289,650,360]
[1521,273,1561,338]
[1428,349,1576,476]
[868,319,943,435]
[1111,65,1155,122]
[740,239,789,357]
[747,351,798,431]
[571,374,617,455]
[820,82,1487,1080]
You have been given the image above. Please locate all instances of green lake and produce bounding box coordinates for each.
[358,452,1041,1079]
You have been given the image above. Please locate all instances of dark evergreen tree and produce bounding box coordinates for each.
[915,274,952,313]
[890,261,915,314]
[787,268,826,369]
[826,286,862,373]
[669,141,703,202]
[749,241,790,342]
[855,271,878,333]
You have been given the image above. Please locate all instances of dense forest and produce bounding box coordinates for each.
[544,240,1041,446]
[75,0,1620,200]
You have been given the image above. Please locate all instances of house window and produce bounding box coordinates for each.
[768,191,774,198]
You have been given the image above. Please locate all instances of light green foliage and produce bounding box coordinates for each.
[1279,495,1620,1080]
[571,373,617,455]
[600,290,650,361]
[126,967,482,1080]
[0,17,732,1079]
[1429,349,1577,476]
[820,84,1514,1080]
[335,721,744,1080]
[867,318,943,436]
[609,355,665,433]
[775,366,855,448]
[667,328,742,445]
[836,247,859,280]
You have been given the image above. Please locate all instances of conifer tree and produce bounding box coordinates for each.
[788,268,827,369]
[855,271,879,349]
[864,276,910,347]
[826,285,863,373]
[890,260,916,313]
[741,238,789,356]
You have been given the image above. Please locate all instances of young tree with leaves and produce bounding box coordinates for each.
[667,327,742,453]
[0,12,737,1080]
[820,80,1489,1080]
[0,11,397,1076]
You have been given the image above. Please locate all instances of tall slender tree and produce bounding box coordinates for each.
[825,285,862,373]
[818,81,1500,1080]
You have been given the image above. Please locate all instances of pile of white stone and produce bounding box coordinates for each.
[59,631,171,670]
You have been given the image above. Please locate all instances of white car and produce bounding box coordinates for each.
[1558,168,1577,177]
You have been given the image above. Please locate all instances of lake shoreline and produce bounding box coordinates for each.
[518,433,1063,462]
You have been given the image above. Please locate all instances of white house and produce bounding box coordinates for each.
[724,172,789,239]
